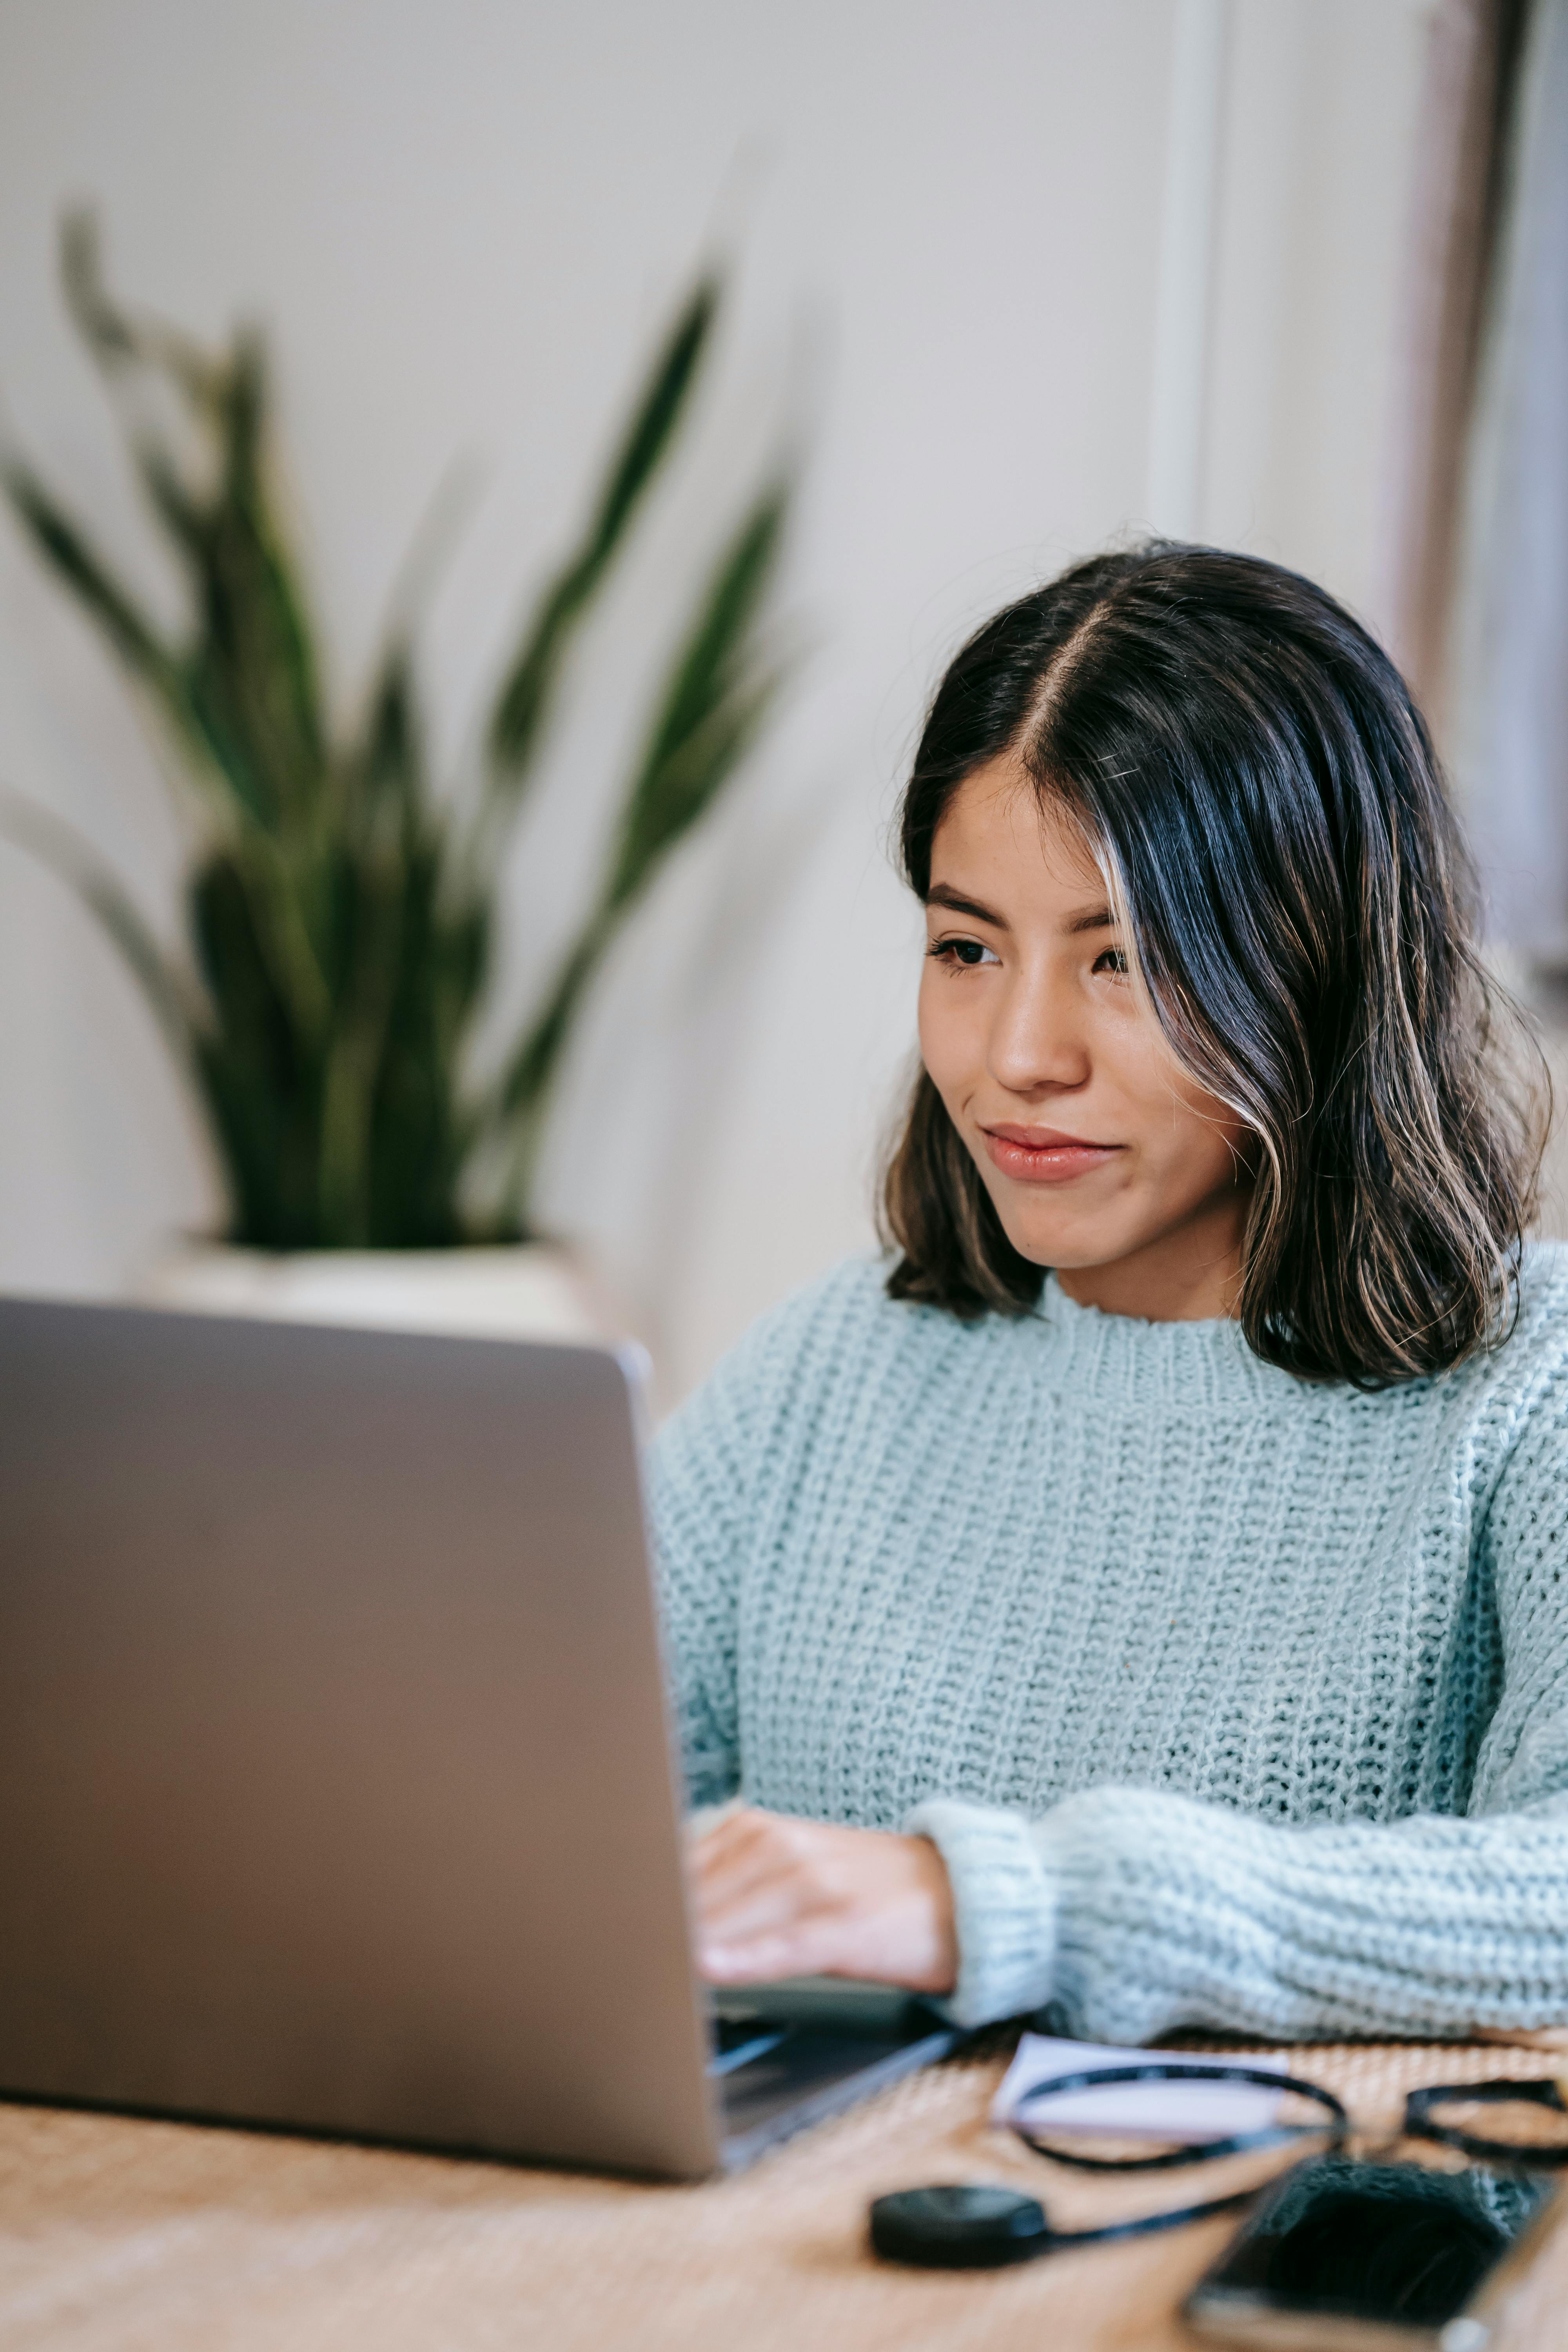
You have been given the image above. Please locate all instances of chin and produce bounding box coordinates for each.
[997,1219,1122,1272]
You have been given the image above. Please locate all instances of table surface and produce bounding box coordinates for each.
[2,2036,1566,2351]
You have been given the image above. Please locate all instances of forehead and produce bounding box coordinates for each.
[930,757,1105,897]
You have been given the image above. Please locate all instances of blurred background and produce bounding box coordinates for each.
[0,0,1563,1406]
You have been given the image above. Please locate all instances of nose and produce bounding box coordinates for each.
[987,959,1091,1098]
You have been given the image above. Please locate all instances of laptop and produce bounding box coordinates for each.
[0,1297,956,2178]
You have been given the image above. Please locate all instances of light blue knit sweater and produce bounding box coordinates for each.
[650,1248,1568,2040]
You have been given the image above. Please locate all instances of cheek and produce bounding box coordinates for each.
[916,968,975,1098]
[1105,1024,1249,1189]
[1144,1079,1250,1199]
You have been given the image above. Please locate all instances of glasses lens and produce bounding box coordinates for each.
[1419,2086,1568,2160]
[1013,2074,1332,2171]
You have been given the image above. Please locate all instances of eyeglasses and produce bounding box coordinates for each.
[1011,2063,1568,2234]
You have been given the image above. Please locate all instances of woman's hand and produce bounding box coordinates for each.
[689,1805,958,1994]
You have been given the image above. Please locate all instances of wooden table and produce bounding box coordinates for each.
[2,2038,1565,2350]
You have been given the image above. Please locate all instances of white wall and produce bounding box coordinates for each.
[0,0,1436,1400]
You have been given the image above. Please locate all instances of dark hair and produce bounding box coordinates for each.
[881,543,1547,1387]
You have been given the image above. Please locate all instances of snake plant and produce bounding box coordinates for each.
[1,215,790,1248]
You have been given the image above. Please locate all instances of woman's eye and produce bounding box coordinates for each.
[1092,947,1129,977]
[928,938,999,969]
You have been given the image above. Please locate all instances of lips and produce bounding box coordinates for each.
[980,1125,1124,1184]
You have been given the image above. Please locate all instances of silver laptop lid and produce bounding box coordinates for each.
[0,1298,720,2178]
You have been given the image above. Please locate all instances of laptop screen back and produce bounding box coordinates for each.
[0,1299,717,2177]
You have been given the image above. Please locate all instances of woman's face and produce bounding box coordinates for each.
[917,756,1254,1321]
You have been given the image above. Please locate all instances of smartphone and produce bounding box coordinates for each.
[1183,2152,1566,2348]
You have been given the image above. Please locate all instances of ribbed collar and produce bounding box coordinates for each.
[1023,1273,1319,1414]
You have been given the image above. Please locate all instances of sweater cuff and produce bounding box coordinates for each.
[903,1797,1058,2027]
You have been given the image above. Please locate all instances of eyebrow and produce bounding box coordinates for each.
[925,883,1008,927]
[924,882,1118,936]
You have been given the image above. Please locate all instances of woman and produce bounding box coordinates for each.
[659,543,1568,2044]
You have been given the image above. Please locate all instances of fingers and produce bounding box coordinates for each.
[690,1809,823,1957]
[701,1919,844,1984]
[700,1872,808,1951]
[689,1807,786,1906]
[690,1811,826,1925]
[688,1808,837,1981]
[684,1808,960,1996]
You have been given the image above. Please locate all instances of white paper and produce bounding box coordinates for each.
[992,2034,1287,2143]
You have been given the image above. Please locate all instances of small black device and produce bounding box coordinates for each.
[869,2185,1052,2268]
[1184,2152,1564,2348]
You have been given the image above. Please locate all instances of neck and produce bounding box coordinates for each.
[1053,1192,1251,1323]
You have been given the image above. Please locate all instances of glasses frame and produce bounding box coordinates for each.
[1402,2074,1568,2168]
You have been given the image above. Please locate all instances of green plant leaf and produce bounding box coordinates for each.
[179,333,327,836]
[483,470,791,1202]
[188,848,310,1242]
[1,456,187,707]
[482,274,720,797]
[3,377,332,1058]
[605,475,789,909]
[0,788,205,1071]
[55,217,329,844]
[352,639,423,829]
[0,451,272,860]
[361,861,490,1247]
[59,211,225,567]
[60,208,221,410]
[586,278,721,559]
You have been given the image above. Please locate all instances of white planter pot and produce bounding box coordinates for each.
[131,1240,621,1348]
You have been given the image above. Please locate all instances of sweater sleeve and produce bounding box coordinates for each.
[908,1362,1568,2040]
